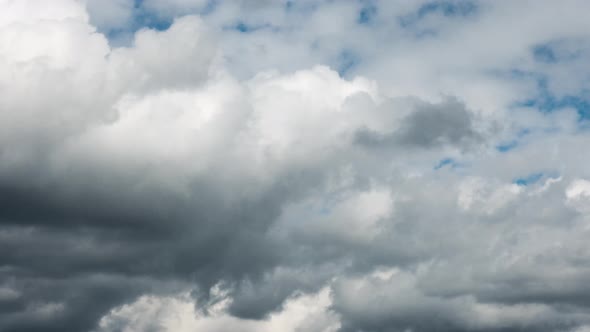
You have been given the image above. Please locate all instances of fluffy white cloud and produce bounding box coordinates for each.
[96,287,339,332]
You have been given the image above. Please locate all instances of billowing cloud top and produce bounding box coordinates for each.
[2,1,590,332]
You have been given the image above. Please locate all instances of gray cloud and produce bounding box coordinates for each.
[355,97,484,150]
[3,1,590,332]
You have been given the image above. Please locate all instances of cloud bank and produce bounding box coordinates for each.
[2,1,590,331]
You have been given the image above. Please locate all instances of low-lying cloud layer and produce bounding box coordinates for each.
[2,1,590,331]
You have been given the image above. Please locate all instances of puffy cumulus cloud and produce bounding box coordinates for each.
[94,287,339,332]
[4,1,590,332]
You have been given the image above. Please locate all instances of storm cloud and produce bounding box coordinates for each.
[2,1,590,332]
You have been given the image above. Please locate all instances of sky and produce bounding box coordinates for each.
[2,0,590,331]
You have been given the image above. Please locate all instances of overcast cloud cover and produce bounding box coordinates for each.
[2,0,590,331]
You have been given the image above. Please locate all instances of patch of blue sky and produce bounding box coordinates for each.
[200,0,219,15]
[496,128,530,153]
[104,0,219,42]
[509,75,590,120]
[513,172,544,186]
[285,1,294,11]
[513,172,560,187]
[532,44,558,63]
[336,50,360,77]
[284,1,319,15]
[133,0,218,17]
[434,158,454,170]
[496,140,518,153]
[358,1,377,25]
[519,92,590,121]
[526,95,590,118]
[234,22,250,33]
[433,158,465,171]
[418,0,477,17]
[532,40,584,64]
[224,21,278,34]
[100,1,173,42]
[399,0,477,27]
[135,14,172,31]
[130,0,174,31]
[503,46,590,119]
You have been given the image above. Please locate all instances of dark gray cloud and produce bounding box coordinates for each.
[0,163,314,330]
[3,1,590,332]
[355,97,484,150]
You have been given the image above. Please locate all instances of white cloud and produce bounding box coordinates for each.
[96,288,339,332]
